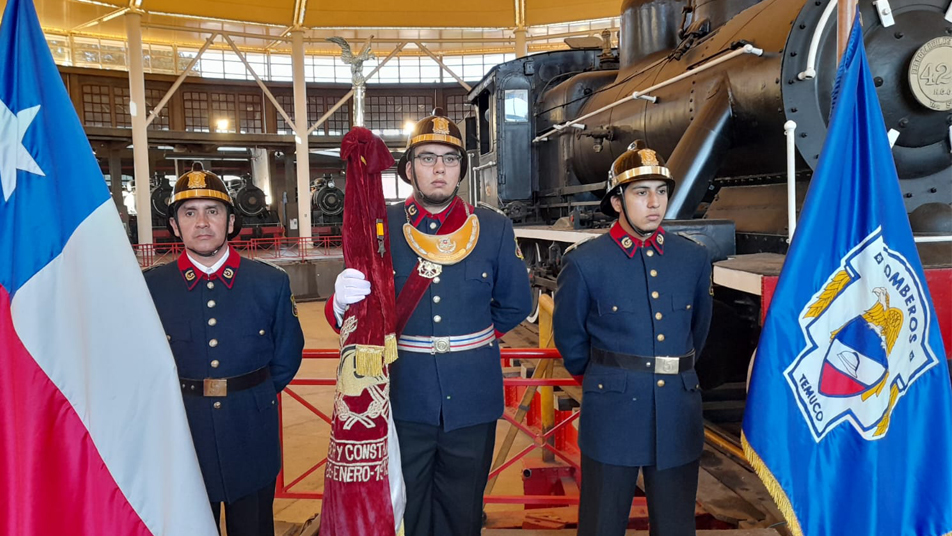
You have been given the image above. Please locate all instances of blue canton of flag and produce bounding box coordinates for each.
[741,13,952,536]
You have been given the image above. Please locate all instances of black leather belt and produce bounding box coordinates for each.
[180,367,270,397]
[590,347,695,375]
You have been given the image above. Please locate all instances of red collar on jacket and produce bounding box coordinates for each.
[404,196,474,234]
[609,222,665,258]
[177,246,241,290]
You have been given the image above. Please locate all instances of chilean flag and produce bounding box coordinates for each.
[0,0,218,534]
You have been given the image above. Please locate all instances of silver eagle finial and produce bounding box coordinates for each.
[326,36,375,86]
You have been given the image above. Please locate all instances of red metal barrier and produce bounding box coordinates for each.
[132,236,343,269]
[275,347,583,506]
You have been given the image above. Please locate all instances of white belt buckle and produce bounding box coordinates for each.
[432,337,452,354]
[654,356,680,375]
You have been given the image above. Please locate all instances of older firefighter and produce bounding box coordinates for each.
[553,142,713,536]
[327,109,532,536]
[145,163,304,536]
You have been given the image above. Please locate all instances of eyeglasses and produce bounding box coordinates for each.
[415,153,462,167]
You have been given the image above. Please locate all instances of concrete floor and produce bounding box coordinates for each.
[272,300,540,526]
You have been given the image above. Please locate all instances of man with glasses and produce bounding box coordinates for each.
[327,109,532,536]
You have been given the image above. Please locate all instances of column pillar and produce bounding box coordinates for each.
[514,27,528,58]
[125,11,152,244]
[291,28,312,239]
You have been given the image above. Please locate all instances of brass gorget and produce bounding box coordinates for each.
[403,213,480,265]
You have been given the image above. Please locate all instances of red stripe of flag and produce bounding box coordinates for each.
[0,286,152,536]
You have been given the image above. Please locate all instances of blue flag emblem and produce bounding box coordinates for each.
[786,228,938,441]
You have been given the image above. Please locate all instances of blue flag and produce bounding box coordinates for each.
[741,15,952,536]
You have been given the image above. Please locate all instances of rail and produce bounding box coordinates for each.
[132,236,343,269]
[797,0,837,81]
[275,347,584,506]
[785,120,798,243]
[533,44,765,143]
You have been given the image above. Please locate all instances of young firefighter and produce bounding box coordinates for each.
[553,142,713,536]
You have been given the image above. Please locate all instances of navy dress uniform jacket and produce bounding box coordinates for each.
[553,225,713,470]
[145,248,304,503]
[388,198,532,432]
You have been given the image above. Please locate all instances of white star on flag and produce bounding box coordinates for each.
[0,99,45,201]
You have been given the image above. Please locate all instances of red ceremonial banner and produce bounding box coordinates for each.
[320,127,404,536]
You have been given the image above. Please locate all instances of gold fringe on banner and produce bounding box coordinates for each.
[354,334,399,377]
[355,344,385,377]
[741,432,804,536]
[384,333,398,365]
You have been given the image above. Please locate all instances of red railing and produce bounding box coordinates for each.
[132,236,343,268]
[275,347,583,506]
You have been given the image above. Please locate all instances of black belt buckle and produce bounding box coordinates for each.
[204,378,227,397]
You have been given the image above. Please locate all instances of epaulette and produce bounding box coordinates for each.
[250,257,289,274]
[675,231,709,250]
[476,201,507,217]
[141,265,159,274]
[564,235,599,256]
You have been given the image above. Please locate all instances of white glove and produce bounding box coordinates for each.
[333,268,371,320]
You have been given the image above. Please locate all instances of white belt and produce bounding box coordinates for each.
[397,325,496,355]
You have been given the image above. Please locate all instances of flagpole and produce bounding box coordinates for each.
[836,0,858,62]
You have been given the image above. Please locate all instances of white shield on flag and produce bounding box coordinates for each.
[785,228,939,442]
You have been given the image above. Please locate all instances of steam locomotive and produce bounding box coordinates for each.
[467,0,952,386]
[311,174,345,236]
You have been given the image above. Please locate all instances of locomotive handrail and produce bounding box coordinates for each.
[533,44,765,143]
[471,160,497,172]
[785,120,798,243]
[798,0,837,81]
[914,236,952,243]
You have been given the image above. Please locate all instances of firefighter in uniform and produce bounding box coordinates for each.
[327,109,532,536]
[145,163,304,536]
[553,142,713,536]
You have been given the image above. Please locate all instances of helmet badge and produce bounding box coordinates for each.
[187,172,207,189]
[432,117,451,135]
[638,149,659,166]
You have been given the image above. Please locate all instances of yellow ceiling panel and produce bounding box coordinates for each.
[1,0,622,51]
[11,0,119,33]
[142,0,295,27]
[302,0,514,28]
[526,0,618,26]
